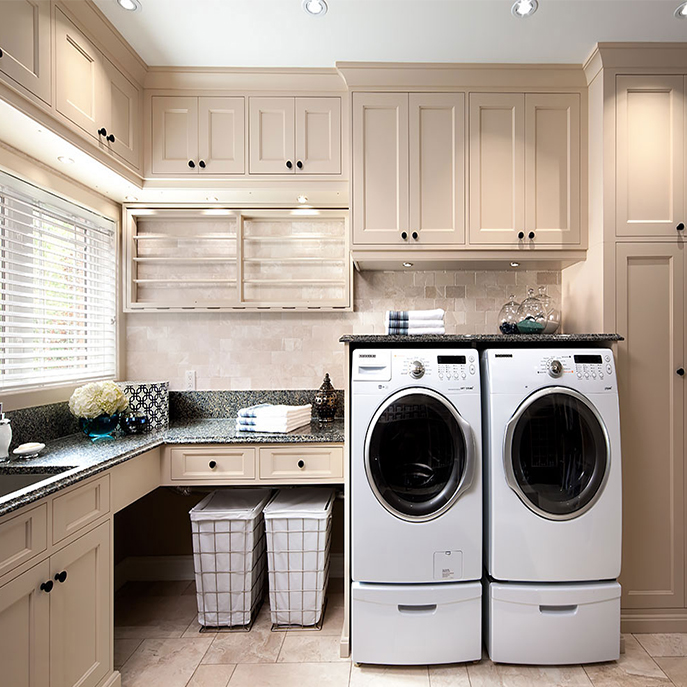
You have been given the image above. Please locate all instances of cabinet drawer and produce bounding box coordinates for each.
[259,446,343,482]
[0,504,47,579]
[52,476,110,545]
[170,447,256,481]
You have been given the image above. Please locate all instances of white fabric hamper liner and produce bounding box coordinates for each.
[263,487,334,627]
[190,488,272,628]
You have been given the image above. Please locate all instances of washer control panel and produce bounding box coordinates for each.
[437,354,477,381]
[533,352,615,385]
[574,353,613,381]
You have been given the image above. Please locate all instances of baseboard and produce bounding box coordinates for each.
[622,610,687,634]
[115,552,345,591]
[98,671,121,687]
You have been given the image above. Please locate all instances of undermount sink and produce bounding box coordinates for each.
[0,469,72,499]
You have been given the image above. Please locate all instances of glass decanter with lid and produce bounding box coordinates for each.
[498,294,521,334]
[516,288,546,334]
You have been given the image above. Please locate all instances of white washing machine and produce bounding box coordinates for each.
[481,348,622,665]
[351,348,482,665]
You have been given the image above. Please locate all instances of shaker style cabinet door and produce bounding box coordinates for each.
[409,92,465,245]
[198,96,245,174]
[295,97,341,174]
[616,243,685,609]
[616,75,685,238]
[249,97,295,174]
[0,0,51,104]
[151,96,199,174]
[0,559,51,687]
[352,92,409,245]
[468,93,525,245]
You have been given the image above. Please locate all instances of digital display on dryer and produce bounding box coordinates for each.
[437,356,466,364]
[574,355,603,364]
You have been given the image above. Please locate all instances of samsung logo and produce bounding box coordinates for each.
[495,354,513,358]
[359,354,376,358]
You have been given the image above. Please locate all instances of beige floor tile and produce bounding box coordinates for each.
[187,664,236,687]
[119,637,213,687]
[183,617,218,639]
[115,593,199,638]
[428,664,471,686]
[114,638,142,669]
[115,620,197,640]
[202,626,285,664]
[468,660,593,687]
[635,634,687,657]
[287,603,345,636]
[227,662,351,687]
[655,656,687,686]
[584,634,671,687]
[278,633,349,663]
[350,664,430,686]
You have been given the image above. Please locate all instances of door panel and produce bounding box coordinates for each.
[102,58,139,168]
[352,92,409,245]
[0,0,51,104]
[616,243,685,608]
[616,76,685,238]
[409,92,465,245]
[151,96,198,174]
[198,96,245,174]
[249,97,295,174]
[295,97,341,174]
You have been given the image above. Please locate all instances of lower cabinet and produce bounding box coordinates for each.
[0,521,111,687]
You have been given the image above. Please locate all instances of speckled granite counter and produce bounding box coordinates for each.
[0,418,344,518]
[339,333,623,344]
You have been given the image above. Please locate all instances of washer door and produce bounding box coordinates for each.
[504,387,611,521]
[364,388,475,522]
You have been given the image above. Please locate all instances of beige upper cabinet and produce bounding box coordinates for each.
[101,57,140,168]
[198,97,245,174]
[616,242,685,610]
[616,75,685,239]
[249,96,340,174]
[0,0,51,104]
[352,92,409,245]
[151,96,198,174]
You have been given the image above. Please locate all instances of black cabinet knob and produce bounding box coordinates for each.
[678,368,685,377]
[208,460,217,469]
[401,232,408,240]
[54,571,67,584]
[98,127,107,137]
[678,223,685,232]
[518,231,524,240]
[296,160,303,169]
[40,580,53,593]
[412,232,418,240]
[528,231,535,240]
[286,160,293,169]
[0,49,3,58]
[107,134,115,143]
[199,160,206,169]
[188,160,195,168]
[297,460,305,469]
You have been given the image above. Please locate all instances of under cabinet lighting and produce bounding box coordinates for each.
[303,0,328,17]
[676,2,687,18]
[510,262,520,268]
[297,195,308,204]
[116,0,141,11]
[511,0,538,18]
[124,195,138,202]
[57,156,74,165]
[402,262,413,268]
[206,196,219,202]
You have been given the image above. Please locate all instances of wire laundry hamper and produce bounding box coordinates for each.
[263,487,334,628]
[190,489,272,629]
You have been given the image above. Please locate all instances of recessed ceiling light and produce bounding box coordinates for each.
[676,2,687,18]
[57,156,74,165]
[124,195,138,202]
[297,195,308,204]
[511,0,538,18]
[116,0,141,11]
[402,262,413,268]
[206,196,219,202]
[510,261,520,268]
[303,0,327,17]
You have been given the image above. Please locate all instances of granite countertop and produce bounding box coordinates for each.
[0,418,344,518]
[339,333,624,344]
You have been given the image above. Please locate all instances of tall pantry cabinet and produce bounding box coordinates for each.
[564,47,687,631]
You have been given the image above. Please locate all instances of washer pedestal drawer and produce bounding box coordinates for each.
[351,581,481,665]
[486,580,621,665]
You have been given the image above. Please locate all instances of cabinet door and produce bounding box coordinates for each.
[0,559,50,687]
[0,0,51,104]
[616,75,685,238]
[525,93,580,245]
[101,58,140,169]
[50,523,110,687]
[198,96,245,174]
[151,96,199,174]
[295,97,341,174]
[55,9,106,140]
[409,92,465,245]
[616,243,685,609]
[249,97,295,174]
[352,92,409,245]
[468,93,525,245]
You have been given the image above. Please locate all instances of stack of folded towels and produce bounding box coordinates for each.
[385,308,445,335]
[236,403,312,433]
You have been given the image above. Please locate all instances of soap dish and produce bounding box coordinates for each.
[13,442,46,459]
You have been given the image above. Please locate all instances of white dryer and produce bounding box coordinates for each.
[351,348,482,665]
[481,348,622,665]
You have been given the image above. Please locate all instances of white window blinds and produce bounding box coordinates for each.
[0,172,117,392]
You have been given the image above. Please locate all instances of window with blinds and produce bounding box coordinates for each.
[0,173,117,392]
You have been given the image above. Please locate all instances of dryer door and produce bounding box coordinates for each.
[504,387,611,521]
[364,388,475,522]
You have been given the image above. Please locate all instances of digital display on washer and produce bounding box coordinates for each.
[437,356,466,364]
[574,355,603,364]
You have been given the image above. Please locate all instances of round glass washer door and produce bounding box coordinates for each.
[504,387,610,521]
[364,388,475,522]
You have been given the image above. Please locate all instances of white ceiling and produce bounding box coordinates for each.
[91,0,687,68]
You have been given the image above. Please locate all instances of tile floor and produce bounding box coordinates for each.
[115,580,687,687]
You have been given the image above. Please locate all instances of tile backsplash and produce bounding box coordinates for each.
[125,269,561,391]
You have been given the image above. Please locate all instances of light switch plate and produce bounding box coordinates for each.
[185,370,196,390]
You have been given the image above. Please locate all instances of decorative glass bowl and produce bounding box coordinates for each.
[80,413,120,441]
[498,295,521,334]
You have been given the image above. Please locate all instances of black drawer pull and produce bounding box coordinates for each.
[518,231,524,240]
[209,460,217,469]
[296,160,303,169]
[199,160,206,168]
[412,232,418,240]
[40,580,53,593]
[98,127,107,137]
[286,160,293,169]
[107,134,115,143]
[297,460,305,469]
[528,231,535,240]
[401,232,408,240]
[188,160,195,169]
[54,571,67,584]
[678,368,685,377]
[678,223,685,231]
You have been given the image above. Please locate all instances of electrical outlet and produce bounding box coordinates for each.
[185,370,196,390]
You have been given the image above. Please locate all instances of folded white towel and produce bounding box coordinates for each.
[386,326,446,335]
[236,417,312,433]
[237,403,312,419]
[386,319,445,329]
[386,308,445,322]
[238,412,311,427]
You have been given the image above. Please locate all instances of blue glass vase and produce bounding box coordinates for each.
[80,413,120,441]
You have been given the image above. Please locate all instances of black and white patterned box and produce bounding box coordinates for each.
[118,381,169,430]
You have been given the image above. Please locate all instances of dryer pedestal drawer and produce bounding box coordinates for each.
[351,581,481,665]
[486,580,621,665]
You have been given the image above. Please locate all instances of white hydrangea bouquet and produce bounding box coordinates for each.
[69,381,129,440]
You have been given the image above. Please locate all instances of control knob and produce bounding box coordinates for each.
[409,360,425,379]
[548,359,564,378]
